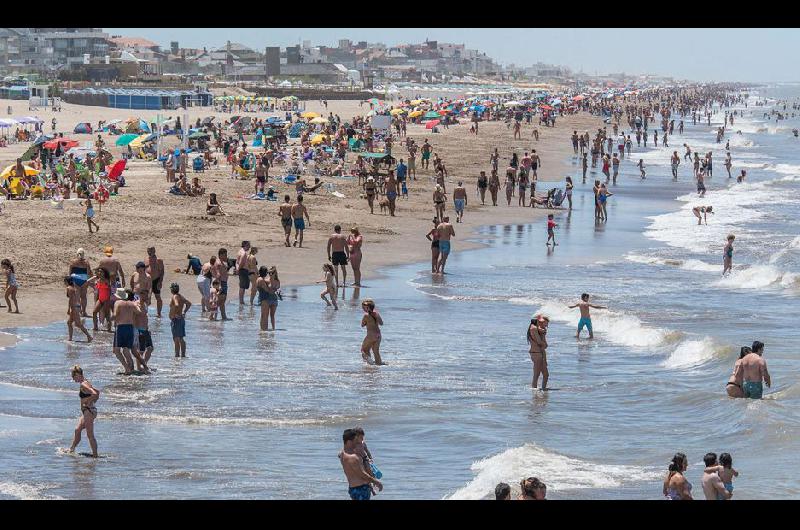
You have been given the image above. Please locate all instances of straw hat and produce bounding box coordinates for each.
[103,245,114,256]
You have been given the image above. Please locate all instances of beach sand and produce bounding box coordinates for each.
[0,98,601,331]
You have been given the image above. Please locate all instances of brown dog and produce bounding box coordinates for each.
[378,198,390,214]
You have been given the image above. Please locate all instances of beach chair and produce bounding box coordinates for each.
[192,157,205,173]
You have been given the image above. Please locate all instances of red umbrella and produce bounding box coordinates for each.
[105,159,127,181]
[438,109,450,115]
[539,105,553,111]
[425,119,440,130]
[43,138,79,151]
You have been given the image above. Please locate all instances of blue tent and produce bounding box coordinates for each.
[73,122,92,134]
[138,119,151,133]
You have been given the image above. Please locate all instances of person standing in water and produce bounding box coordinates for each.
[64,277,92,342]
[339,428,383,500]
[692,205,713,225]
[347,227,363,287]
[663,453,693,500]
[546,214,557,247]
[360,298,385,365]
[735,341,771,399]
[723,234,735,276]
[145,247,165,318]
[436,216,455,274]
[702,453,732,500]
[318,263,338,310]
[726,346,750,398]
[169,282,191,358]
[527,314,549,390]
[569,293,606,339]
[327,225,349,287]
[68,365,100,457]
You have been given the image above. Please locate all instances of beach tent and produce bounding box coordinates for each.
[425,119,440,130]
[1,164,39,179]
[0,118,19,128]
[73,122,92,134]
[115,133,139,146]
[17,116,43,124]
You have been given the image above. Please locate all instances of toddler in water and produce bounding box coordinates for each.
[208,279,220,320]
[318,263,338,310]
[546,214,558,246]
[716,453,738,499]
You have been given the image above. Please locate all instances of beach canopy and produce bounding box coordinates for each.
[504,101,522,107]
[1,164,39,179]
[17,116,43,124]
[423,111,441,119]
[301,112,320,119]
[73,122,92,134]
[425,119,440,130]
[0,118,19,128]
[115,133,139,146]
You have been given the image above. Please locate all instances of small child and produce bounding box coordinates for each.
[717,453,738,500]
[80,197,100,233]
[546,214,557,246]
[354,426,381,495]
[318,263,338,310]
[208,279,220,320]
[2,258,19,313]
[637,159,646,179]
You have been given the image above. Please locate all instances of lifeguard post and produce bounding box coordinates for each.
[28,83,50,110]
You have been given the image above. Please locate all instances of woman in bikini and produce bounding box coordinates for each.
[361,299,385,365]
[726,347,749,398]
[565,176,574,210]
[69,365,100,458]
[425,218,441,274]
[347,227,364,287]
[527,315,549,390]
[433,185,446,221]
[663,453,693,500]
[64,277,92,342]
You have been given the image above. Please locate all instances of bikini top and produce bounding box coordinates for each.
[79,387,92,399]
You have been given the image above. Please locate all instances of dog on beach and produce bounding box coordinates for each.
[378,198,390,214]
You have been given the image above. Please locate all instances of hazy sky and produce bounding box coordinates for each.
[105,28,799,82]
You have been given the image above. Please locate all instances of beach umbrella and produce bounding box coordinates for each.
[425,120,440,130]
[539,105,553,111]
[188,131,210,139]
[43,138,79,151]
[572,95,585,101]
[309,116,328,124]
[128,133,152,148]
[551,99,562,106]
[0,118,19,127]
[33,135,53,146]
[408,110,424,118]
[301,111,320,119]
[423,111,441,119]
[310,134,328,146]
[438,109,450,115]
[106,160,126,181]
[1,164,39,179]
[389,108,406,115]
[115,133,139,146]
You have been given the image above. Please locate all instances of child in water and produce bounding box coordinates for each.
[716,453,738,500]
[546,214,558,246]
[208,279,220,320]
[318,263,338,310]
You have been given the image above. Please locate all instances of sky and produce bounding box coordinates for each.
[105,28,800,82]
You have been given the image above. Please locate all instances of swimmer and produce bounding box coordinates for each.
[360,298,384,365]
[569,293,606,339]
[692,205,713,225]
[723,234,735,276]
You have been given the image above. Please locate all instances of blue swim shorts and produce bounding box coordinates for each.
[439,240,451,255]
[578,317,592,332]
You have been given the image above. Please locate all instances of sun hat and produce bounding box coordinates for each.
[115,288,128,300]
[103,245,114,256]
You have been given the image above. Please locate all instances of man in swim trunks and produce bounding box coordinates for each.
[99,245,125,289]
[130,261,152,307]
[327,225,349,287]
[436,216,455,274]
[236,240,251,305]
[279,195,293,247]
[385,169,400,216]
[452,181,467,223]
[569,293,606,339]
[112,288,143,375]
[133,295,153,372]
[421,139,432,170]
[213,248,231,321]
[169,282,192,358]
[145,247,165,318]
[291,195,310,248]
[735,341,770,399]
[339,428,382,500]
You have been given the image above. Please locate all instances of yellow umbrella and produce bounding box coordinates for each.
[128,133,151,148]
[1,164,39,179]
[410,99,423,105]
[301,111,320,119]
[408,110,424,118]
[310,134,328,146]
[390,108,406,115]
[309,116,328,124]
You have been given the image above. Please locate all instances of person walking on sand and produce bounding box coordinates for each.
[145,247,165,318]
[723,234,735,276]
[569,293,606,339]
[527,314,549,390]
[279,195,293,247]
[339,428,383,500]
[64,277,92,342]
[437,216,455,274]
[453,181,467,223]
[318,263,338,310]
[477,171,488,205]
[360,299,385,365]
[2,259,19,313]
[328,225,350,286]
[80,197,100,233]
[347,227,363,287]
[291,195,310,248]
[68,365,100,458]
[488,170,500,206]
[734,341,771,399]
[169,282,191,358]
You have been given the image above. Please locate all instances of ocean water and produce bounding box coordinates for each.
[2,85,800,500]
